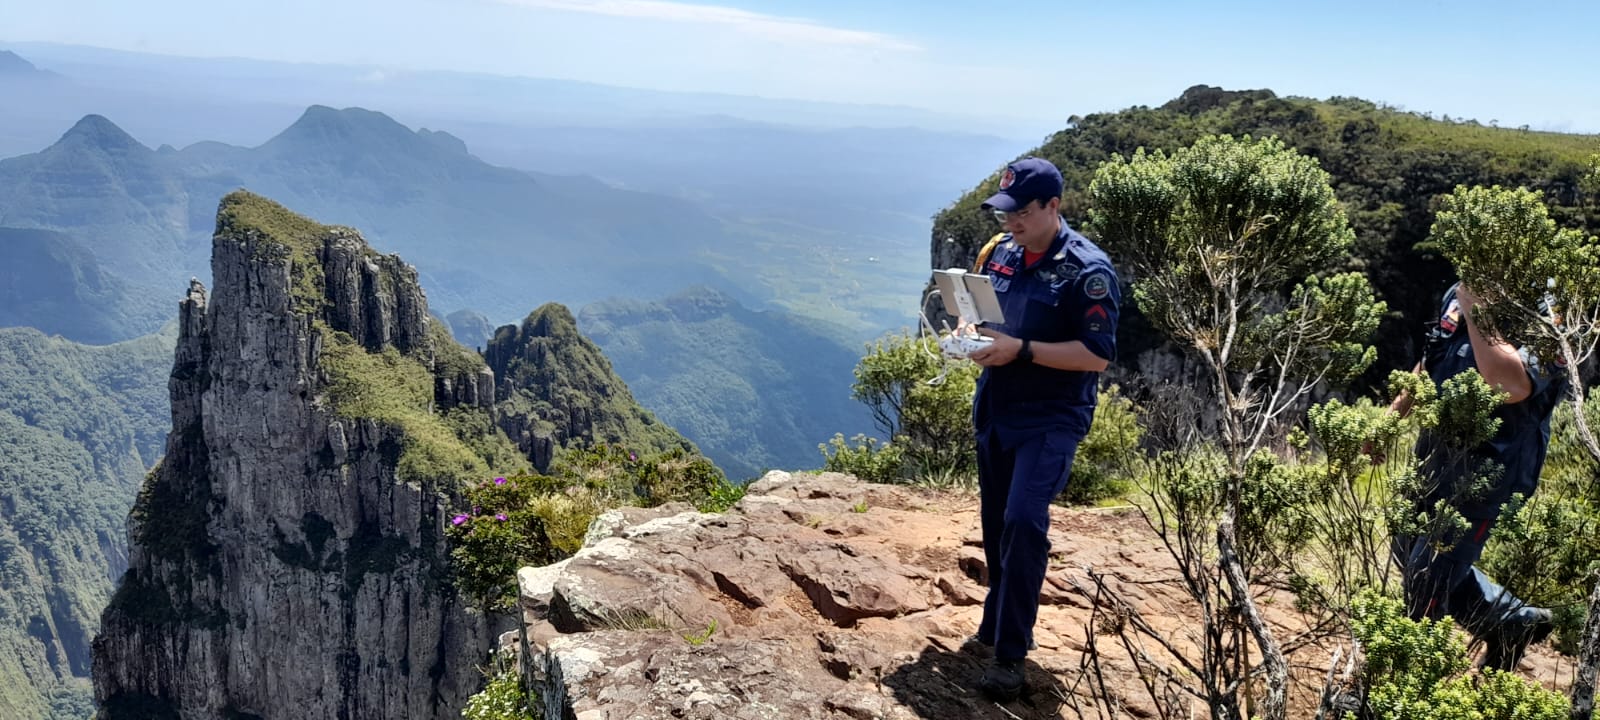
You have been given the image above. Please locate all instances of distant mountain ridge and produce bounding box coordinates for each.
[0,227,167,344]
[0,107,743,339]
[0,45,1033,338]
[0,50,48,76]
[0,114,196,291]
[0,100,885,531]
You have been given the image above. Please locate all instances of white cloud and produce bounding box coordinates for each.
[490,0,919,51]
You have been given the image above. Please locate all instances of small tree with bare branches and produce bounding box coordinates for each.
[1087,134,1384,720]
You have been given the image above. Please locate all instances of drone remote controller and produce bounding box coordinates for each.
[937,329,992,359]
[924,268,1006,361]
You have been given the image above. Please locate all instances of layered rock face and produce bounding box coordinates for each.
[516,472,1579,719]
[518,471,1038,720]
[92,192,499,720]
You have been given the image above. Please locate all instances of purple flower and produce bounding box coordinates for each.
[473,506,481,514]
[494,477,507,485]
[629,453,638,461]
[496,513,508,521]
[451,515,468,526]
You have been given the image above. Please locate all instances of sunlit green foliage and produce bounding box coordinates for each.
[1351,591,1568,720]
[447,444,737,610]
[936,87,1600,392]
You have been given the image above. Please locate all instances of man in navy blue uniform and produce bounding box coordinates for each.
[1386,282,1565,671]
[963,157,1120,700]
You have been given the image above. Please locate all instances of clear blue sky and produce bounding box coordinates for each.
[3,0,1598,133]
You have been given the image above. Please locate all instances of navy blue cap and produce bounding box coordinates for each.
[981,157,1064,212]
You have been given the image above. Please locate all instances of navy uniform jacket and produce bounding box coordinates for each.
[972,220,1120,447]
[1414,284,1566,519]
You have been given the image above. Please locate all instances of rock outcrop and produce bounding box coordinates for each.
[519,471,1099,719]
[485,304,695,473]
[517,472,1573,719]
[91,192,504,720]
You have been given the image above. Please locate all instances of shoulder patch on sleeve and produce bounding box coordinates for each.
[1083,272,1111,300]
[1047,261,1080,290]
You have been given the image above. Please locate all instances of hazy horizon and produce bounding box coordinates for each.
[4,0,1600,136]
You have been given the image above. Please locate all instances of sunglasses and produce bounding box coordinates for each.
[990,202,1042,224]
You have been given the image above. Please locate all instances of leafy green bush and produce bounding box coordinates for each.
[446,475,561,611]
[819,433,906,484]
[525,492,602,556]
[1429,184,1600,371]
[1350,591,1567,720]
[1061,384,1142,505]
[846,330,1145,496]
[1479,399,1600,653]
[849,330,978,480]
[1469,669,1572,720]
[634,448,729,510]
[463,652,537,720]
[448,445,746,608]
[553,443,735,512]
[698,479,747,514]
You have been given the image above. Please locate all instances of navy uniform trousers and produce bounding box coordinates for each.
[1392,516,1546,637]
[974,428,1079,661]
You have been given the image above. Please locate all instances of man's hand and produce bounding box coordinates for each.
[1364,365,1422,464]
[970,327,1021,367]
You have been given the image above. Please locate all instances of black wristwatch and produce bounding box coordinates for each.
[1016,338,1033,364]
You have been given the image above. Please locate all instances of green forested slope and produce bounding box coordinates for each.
[934,86,1600,389]
[0,325,173,719]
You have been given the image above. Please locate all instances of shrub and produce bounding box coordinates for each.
[463,652,537,720]
[1061,384,1142,505]
[1350,590,1567,720]
[446,475,561,611]
[849,330,978,479]
[448,445,747,608]
[819,433,906,484]
[698,479,747,514]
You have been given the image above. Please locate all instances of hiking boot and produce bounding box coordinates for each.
[979,658,1026,702]
[1480,608,1555,672]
